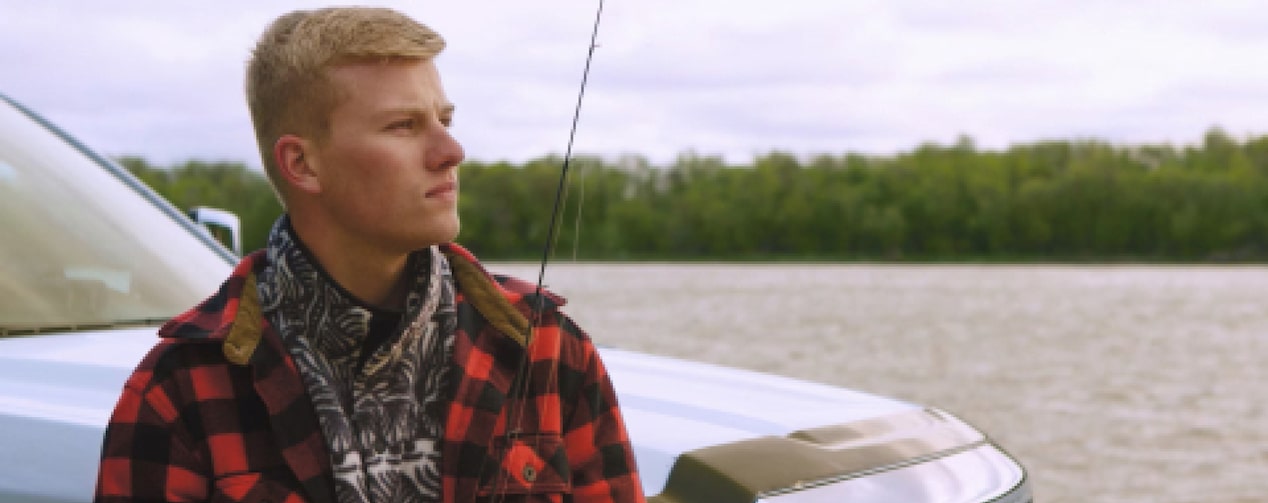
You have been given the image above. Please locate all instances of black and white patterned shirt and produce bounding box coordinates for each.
[257,218,456,503]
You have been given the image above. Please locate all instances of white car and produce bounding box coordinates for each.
[0,93,1031,503]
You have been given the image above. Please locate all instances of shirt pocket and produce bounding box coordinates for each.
[477,433,572,498]
[211,468,305,503]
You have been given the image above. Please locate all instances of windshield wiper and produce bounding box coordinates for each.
[0,318,171,337]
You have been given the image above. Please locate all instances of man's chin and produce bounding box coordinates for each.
[417,219,460,248]
[439,219,460,244]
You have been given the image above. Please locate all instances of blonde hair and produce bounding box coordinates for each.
[245,7,446,198]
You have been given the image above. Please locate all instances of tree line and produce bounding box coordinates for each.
[119,128,1268,261]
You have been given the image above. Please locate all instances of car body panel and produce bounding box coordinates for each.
[0,330,150,502]
[758,444,1030,503]
[602,347,917,495]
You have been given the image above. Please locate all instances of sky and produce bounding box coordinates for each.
[3,0,1268,169]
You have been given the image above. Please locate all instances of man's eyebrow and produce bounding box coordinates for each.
[375,105,454,118]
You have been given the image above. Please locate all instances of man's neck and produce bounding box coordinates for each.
[288,216,412,310]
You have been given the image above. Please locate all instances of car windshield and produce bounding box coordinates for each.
[0,99,232,334]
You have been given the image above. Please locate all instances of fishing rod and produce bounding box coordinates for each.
[486,1,606,499]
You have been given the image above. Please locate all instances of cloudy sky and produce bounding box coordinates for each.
[3,0,1268,168]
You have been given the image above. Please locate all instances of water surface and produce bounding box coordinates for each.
[492,262,1268,503]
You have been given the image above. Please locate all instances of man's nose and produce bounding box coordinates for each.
[429,127,464,171]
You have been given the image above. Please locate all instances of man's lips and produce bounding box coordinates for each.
[426,181,456,197]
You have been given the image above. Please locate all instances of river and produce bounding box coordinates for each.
[491,262,1267,503]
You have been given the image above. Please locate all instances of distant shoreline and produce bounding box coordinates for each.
[486,256,1268,266]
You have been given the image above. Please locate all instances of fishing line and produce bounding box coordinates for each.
[572,166,587,261]
[485,0,605,499]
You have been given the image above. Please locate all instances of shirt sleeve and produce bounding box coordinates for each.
[95,375,209,502]
[558,314,646,503]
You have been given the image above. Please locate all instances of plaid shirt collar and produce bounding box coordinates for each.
[156,242,558,351]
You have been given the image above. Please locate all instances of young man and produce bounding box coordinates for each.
[95,7,643,503]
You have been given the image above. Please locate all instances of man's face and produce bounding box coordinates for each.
[307,58,464,254]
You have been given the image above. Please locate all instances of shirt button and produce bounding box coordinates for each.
[522,465,538,483]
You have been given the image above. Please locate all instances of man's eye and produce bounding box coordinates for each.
[388,119,416,130]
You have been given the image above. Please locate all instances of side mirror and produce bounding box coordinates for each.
[186,206,242,256]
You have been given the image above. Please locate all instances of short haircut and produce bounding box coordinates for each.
[245,7,446,200]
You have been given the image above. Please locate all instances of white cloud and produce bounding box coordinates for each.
[3,0,1268,166]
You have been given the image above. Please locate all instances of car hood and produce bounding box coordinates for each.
[0,329,159,502]
[0,329,916,500]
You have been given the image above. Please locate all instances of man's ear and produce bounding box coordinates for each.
[273,134,321,194]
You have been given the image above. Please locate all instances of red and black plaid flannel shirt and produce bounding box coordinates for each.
[94,243,644,502]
